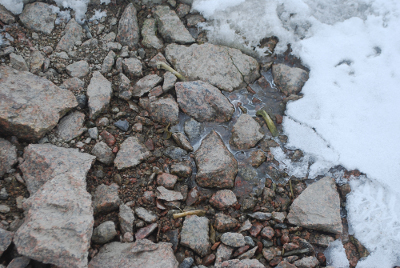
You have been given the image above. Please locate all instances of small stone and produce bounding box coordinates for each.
[0,188,8,200]
[249,222,263,237]
[261,227,275,240]
[213,213,238,232]
[293,256,319,268]
[181,216,210,256]
[216,244,233,264]
[132,74,163,97]
[88,127,99,139]
[141,18,163,49]
[92,221,117,244]
[9,53,28,71]
[116,4,139,48]
[179,257,194,268]
[114,136,151,170]
[163,72,177,92]
[91,142,114,165]
[56,111,86,142]
[171,163,192,177]
[164,146,188,160]
[184,118,202,141]
[123,58,143,78]
[101,50,116,74]
[0,228,13,256]
[100,130,116,146]
[0,138,17,177]
[139,96,179,126]
[209,190,237,210]
[63,77,85,91]
[87,71,112,119]
[56,19,84,52]
[135,207,158,223]
[238,246,258,260]
[250,150,266,167]
[272,64,309,95]
[93,184,120,215]
[244,236,255,247]
[239,220,252,233]
[157,186,184,201]
[6,257,30,268]
[221,233,246,248]
[157,173,178,189]
[66,60,89,78]
[114,120,130,132]
[172,132,193,152]
[230,114,264,150]
[0,205,9,214]
[135,223,158,240]
[248,212,272,221]
[272,212,287,223]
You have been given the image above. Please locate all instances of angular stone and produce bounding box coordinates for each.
[66,60,89,78]
[220,233,246,248]
[114,119,130,132]
[63,77,84,91]
[180,257,194,268]
[248,212,272,221]
[10,53,28,71]
[181,216,210,256]
[116,4,139,48]
[87,71,112,119]
[175,81,234,123]
[135,207,158,223]
[0,138,17,178]
[29,50,45,74]
[238,246,257,260]
[293,256,319,268]
[14,174,93,268]
[154,6,194,44]
[114,136,151,170]
[276,261,297,268]
[56,19,84,52]
[119,204,135,234]
[287,177,342,234]
[19,2,55,34]
[139,95,179,125]
[91,142,114,165]
[157,173,178,189]
[186,14,205,27]
[123,58,143,77]
[163,72,177,92]
[20,144,95,195]
[261,227,275,240]
[209,190,237,210]
[171,163,192,178]
[272,64,309,95]
[164,146,188,160]
[135,223,158,240]
[213,213,238,232]
[172,132,193,152]
[0,5,15,24]
[88,239,178,268]
[92,221,117,244]
[184,118,202,140]
[156,186,183,201]
[272,212,286,223]
[6,256,30,268]
[216,244,233,264]
[0,66,77,141]
[250,150,266,167]
[195,131,238,188]
[56,111,86,141]
[101,50,116,74]
[0,228,13,256]
[141,18,163,49]
[230,114,264,150]
[92,183,120,215]
[166,43,259,92]
[133,74,163,97]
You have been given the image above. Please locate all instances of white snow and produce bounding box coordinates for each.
[89,9,107,22]
[193,0,400,266]
[0,0,24,15]
[324,239,350,268]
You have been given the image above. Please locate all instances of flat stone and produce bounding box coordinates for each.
[0,66,77,141]
[135,223,158,240]
[0,205,10,213]
[139,95,179,125]
[119,204,135,234]
[87,71,112,119]
[154,6,194,44]
[14,174,93,268]
[172,132,193,152]
[19,2,55,34]
[56,19,84,52]
[123,58,143,77]
[6,257,30,268]
[133,74,163,97]
[157,173,178,189]
[9,53,28,71]
[163,72,177,92]
[272,64,309,95]
[56,111,86,141]
[101,32,116,42]
[164,146,188,160]
[0,228,13,256]
[116,4,139,48]
[293,256,319,268]
[230,114,264,150]
[213,213,238,232]
[20,144,95,195]
[287,177,342,234]
[141,18,163,49]
[92,221,117,244]
[238,246,257,260]
[272,212,287,223]
[106,42,122,51]
[166,43,259,92]
[209,190,237,210]
[239,220,252,233]
[216,244,233,264]
[114,136,151,170]
[175,81,234,123]
[250,150,266,167]
[92,183,120,215]
[181,216,210,256]
[0,4,15,24]
[88,127,99,139]
[66,60,89,78]
[63,77,84,91]
[156,186,183,201]
[195,131,238,188]
[29,50,45,74]
[179,257,194,268]
[88,239,178,268]
[135,207,158,223]
[184,118,202,140]
[91,141,114,165]
[101,50,116,74]
[0,138,17,178]
[248,212,272,221]
[220,233,246,248]
[114,119,130,132]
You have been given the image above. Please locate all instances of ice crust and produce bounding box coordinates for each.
[324,239,350,268]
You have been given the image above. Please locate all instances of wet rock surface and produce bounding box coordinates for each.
[230,114,264,150]
[272,64,309,95]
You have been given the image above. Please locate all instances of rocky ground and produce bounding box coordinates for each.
[0,0,371,267]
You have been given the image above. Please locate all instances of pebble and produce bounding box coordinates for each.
[220,232,246,248]
[114,120,130,132]
[0,205,10,213]
[179,257,194,268]
[0,188,8,200]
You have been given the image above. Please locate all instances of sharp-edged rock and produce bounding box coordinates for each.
[122,58,143,77]
[19,144,95,195]
[119,204,135,234]
[141,18,164,49]
[156,186,184,201]
[172,132,193,152]
[92,183,120,215]
[220,232,246,248]
[209,190,237,210]
[0,228,13,257]
[87,71,112,119]
[0,66,77,141]
[88,239,178,268]
[19,2,56,34]
[216,259,264,268]
[180,215,210,257]
[114,136,152,170]
[272,64,309,95]
[287,177,342,234]
[132,74,163,97]
[91,141,115,165]
[10,53,28,71]
[101,50,116,74]
[230,114,264,150]
[195,131,238,188]
[56,111,86,142]
[0,5,15,24]
[166,43,259,92]
[66,60,89,78]
[0,138,17,178]
[213,213,239,232]
[135,207,158,223]
[116,3,140,48]
[56,19,84,52]
[139,95,179,125]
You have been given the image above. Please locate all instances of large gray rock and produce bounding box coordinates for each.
[195,131,238,188]
[14,174,93,268]
[20,144,95,195]
[132,74,163,97]
[88,239,178,268]
[272,64,309,95]
[230,114,264,150]
[116,4,139,48]
[139,95,179,126]
[87,71,112,119]
[56,19,84,52]
[180,216,210,256]
[175,81,234,123]
[114,136,151,170]
[154,6,194,44]
[19,2,56,34]
[141,18,163,49]
[0,138,17,178]
[92,221,117,244]
[287,177,342,234]
[166,43,260,92]
[56,111,86,142]
[0,66,77,141]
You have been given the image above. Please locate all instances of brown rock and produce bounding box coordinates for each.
[261,226,275,240]
[213,213,238,232]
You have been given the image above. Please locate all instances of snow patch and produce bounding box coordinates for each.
[324,239,350,268]
[0,0,24,15]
